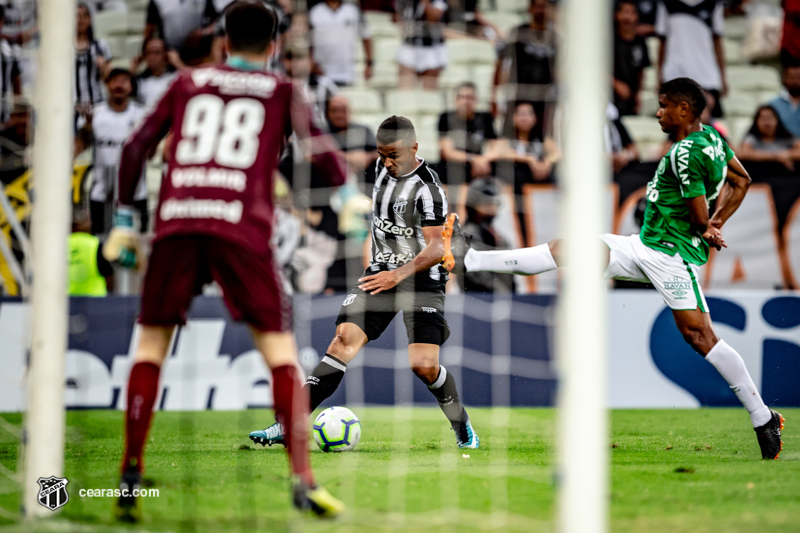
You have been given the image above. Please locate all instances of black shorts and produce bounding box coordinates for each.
[335,286,450,346]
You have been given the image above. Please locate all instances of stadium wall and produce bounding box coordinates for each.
[0,292,798,411]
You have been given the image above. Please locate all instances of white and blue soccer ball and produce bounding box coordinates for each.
[312,406,361,452]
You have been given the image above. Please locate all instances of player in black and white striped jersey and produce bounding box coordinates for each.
[249,116,480,450]
[75,3,112,128]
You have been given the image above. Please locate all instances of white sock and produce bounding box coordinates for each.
[464,244,557,275]
[705,340,771,427]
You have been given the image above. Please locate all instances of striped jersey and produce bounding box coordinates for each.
[369,157,449,291]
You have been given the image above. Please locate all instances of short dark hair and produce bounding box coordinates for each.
[377,115,416,146]
[225,0,278,55]
[659,77,706,118]
[615,0,638,12]
[455,81,477,94]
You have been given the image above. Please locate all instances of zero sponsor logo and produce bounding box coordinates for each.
[160,198,243,223]
[374,251,414,264]
[374,217,415,237]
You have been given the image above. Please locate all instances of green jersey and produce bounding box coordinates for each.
[640,125,734,266]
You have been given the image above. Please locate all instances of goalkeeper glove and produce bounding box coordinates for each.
[102,206,141,269]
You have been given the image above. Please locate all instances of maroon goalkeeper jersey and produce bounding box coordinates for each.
[118,64,345,253]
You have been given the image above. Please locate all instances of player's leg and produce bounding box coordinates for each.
[408,343,479,448]
[116,238,203,522]
[672,308,783,459]
[442,213,560,274]
[209,239,344,516]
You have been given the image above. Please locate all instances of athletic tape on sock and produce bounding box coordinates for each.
[428,365,447,390]
[321,355,347,373]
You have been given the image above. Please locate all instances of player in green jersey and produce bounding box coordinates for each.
[441,78,784,460]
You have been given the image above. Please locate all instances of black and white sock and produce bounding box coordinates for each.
[306,354,348,412]
[425,366,470,441]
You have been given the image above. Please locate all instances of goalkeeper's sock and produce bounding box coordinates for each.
[464,244,557,275]
[705,339,772,428]
[425,366,470,440]
[272,364,314,487]
[122,362,160,474]
[306,355,347,412]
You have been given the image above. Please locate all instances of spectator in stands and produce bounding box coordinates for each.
[282,42,338,125]
[144,0,218,57]
[325,94,378,180]
[134,38,177,108]
[738,105,800,170]
[614,0,650,116]
[308,0,373,86]
[492,0,557,137]
[0,7,21,125]
[497,101,559,185]
[770,65,800,138]
[606,103,638,174]
[459,177,514,294]
[83,0,127,12]
[69,207,114,297]
[89,68,149,234]
[74,2,111,128]
[1,0,37,90]
[438,81,499,186]
[446,0,501,41]
[656,0,727,117]
[634,0,657,36]
[781,0,800,67]
[396,0,448,89]
[0,102,30,165]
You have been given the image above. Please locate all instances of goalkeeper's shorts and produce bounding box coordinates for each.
[139,236,291,332]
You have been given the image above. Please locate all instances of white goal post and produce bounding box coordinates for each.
[556,0,611,532]
[23,0,76,519]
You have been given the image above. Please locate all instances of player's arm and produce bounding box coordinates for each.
[117,78,176,206]
[358,226,444,294]
[290,83,346,187]
[685,195,725,250]
[709,155,752,228]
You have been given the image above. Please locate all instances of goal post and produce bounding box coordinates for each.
[23,0,76,519]
[556,0,611,532]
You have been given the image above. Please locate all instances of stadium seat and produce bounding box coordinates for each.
[337,88,383,114]
[94,11,128,37]
[416,114,441,163]
[351,112,385,137]
[385,89,445,116]
[723,38,745,66]
[364,10,393,30]
[645,37,659,68]
[446,39,496,66]
[364,63,399,90]
[367,18,401,39]
[729,116,754,145]
[728,65,782,92]
[481,11,525,34]
[639,91,659,117]
[471,63,495,105]
[494,0,529,14]
[106,36,126,61]
[621,115,666,145]
[439,65,471,90]
[724,16,747,40]
[126,12,146,34]
[125,36,143,60]
[374,38,400,68]
[722,92,759,118]
[641,66,658,91]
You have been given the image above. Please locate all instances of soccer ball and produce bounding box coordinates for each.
[312,406,361,452]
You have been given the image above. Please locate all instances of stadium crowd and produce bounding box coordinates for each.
[0,0,799,297]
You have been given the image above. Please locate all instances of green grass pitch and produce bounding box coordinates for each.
[0,407,798,532]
